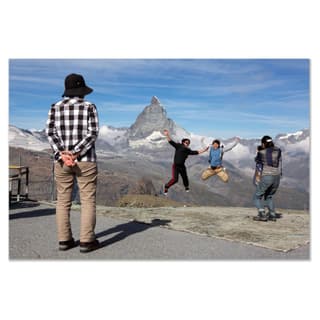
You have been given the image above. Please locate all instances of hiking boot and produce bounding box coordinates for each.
[80,239,100,253]
[253,215,268,222]
[59,238,76,251]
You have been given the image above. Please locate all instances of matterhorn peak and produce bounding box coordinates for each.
[126,96,188,140]
[151,96,161,105]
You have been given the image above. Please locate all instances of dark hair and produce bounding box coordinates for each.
[212,139,221,146]
[181,138,190,144]
[261,135,274,148]
[68,95,84,98]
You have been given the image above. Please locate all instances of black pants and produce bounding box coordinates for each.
[165,164,189,189]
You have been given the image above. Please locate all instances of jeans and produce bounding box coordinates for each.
[253,174,280,214]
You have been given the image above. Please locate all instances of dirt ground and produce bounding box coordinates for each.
[92,205,309,252]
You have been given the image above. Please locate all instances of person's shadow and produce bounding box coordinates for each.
[96,219,171,248]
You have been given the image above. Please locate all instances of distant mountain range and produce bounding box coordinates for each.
[9,96,310,209]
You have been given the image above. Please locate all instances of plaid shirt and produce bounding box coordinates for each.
[46,97,99,162]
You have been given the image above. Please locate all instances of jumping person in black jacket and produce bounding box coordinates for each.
[163,129,209,195]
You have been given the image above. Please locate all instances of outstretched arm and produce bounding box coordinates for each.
[197,145,209,154]
[163,129,179,148]
[223,137,240,153]
[189,145,209,155]
[163,129,172,141]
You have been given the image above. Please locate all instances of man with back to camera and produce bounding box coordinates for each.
[46,73,100,253]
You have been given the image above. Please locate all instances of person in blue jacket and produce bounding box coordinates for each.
[201,138,239,182]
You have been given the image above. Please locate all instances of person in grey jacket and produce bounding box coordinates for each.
[253,135,282,222]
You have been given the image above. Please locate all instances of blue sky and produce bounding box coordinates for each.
[9,59,309,138]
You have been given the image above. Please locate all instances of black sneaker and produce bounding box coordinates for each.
[80,239,100,253]
[253,215,268,222]
[268,215,277,221]
[163,185,168,196]
[59,238,76,251]
[185,187,190,193]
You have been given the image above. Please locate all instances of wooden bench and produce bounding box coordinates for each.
[9,165,29,202]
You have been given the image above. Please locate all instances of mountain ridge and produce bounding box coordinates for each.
[9,96,310,210]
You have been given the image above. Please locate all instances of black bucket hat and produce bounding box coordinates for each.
[62,73,93,97]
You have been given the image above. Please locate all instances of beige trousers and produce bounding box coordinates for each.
[201,166,229,182]
[54,162,97,243]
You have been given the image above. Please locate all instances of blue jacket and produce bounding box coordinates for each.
[209,147,223,167]
[208,140,239,167]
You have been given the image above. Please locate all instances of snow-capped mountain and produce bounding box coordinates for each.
[9,126,49,151]
[276,130,309,142]
[98,125,127,147]
[9,96,310,161]
[276,129,310,155]
[96,96,192,150]
[124,96,190,150]
[127,96,189,139]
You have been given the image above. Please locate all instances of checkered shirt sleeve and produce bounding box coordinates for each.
[46,97,99,162]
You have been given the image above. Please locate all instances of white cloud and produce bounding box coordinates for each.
[284,137,310,153]
[225,143,251,161]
